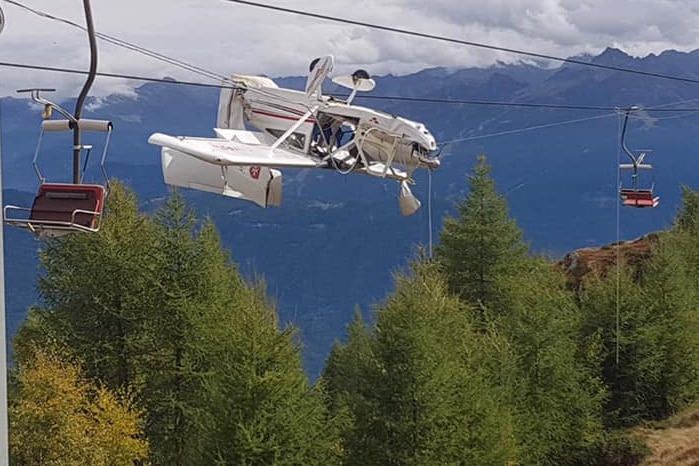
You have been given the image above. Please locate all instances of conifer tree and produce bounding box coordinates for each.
[14,183,340,465]
[207,280,341,466]
[9,345,148,465]
[134,194,231,464]
[325,263,516,465]
[323,308,374,421]
[671,186,699,297]
[674,185,699,235]
[577,233,699,429]
[15,184,219,464]
[640,235,699,417]
[495,260,605,465]
[436,155,528,311]
[21,182,157,389]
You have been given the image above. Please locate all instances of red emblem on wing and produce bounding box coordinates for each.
[249,166,261,179]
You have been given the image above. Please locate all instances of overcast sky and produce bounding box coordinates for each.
[1,0,699,99]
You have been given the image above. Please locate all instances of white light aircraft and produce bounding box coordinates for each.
[147,55,440,216]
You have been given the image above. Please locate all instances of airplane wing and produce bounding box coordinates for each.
[148,132,322,169]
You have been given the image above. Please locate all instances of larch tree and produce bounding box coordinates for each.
[16,182,158,389]
[578,233,699,428]
[324,262,517,466]
[494,260,606,465]
[435,154,529,313]
[9,345,148,466]
[13,182,340,465]
[206,278,342,466]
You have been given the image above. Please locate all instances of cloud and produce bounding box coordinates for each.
[1,0,698,101]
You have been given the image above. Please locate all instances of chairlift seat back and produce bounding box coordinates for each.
[29,183,105,228]
[620,188,659,208]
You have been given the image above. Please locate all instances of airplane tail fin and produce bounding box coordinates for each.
[217,74,279,129]
[305,55,334,98]
[217,83,246,130]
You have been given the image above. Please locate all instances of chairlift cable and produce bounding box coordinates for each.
[4,0,228,83]
[439,94,699,144]
[4,57,699,157]
[225,0,699,87]
[6,1,303,109]
[356,95,620,111]
[5,59,699,116]
[12,0,699,98]
[440,112,617,145]
[627,110,699,121]
[0,60,226,88]
[9,1,699,113]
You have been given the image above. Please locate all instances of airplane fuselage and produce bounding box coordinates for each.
[232,82,439,171]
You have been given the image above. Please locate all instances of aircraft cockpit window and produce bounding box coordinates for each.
[266,128,306,150]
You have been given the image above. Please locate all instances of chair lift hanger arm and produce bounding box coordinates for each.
[620,105,639,166]
[72,0,99,184]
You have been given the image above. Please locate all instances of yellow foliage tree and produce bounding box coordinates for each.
[9,347,149,466]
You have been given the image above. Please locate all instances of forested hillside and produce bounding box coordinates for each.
[7,46,699,378]
[8,156,699,465]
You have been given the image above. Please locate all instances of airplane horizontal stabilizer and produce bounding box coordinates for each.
[148,132,321,168]
[161,147,282,208]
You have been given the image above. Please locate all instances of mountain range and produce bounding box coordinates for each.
[3,47,699,376]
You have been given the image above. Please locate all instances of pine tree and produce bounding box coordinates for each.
[674,185,699,235]
[578,235,699,428]
[325,262,516,465]
[14,183,340,465]
[494,260,605,465]
[207,279,341,466]
[435,155,529,311]
[22,182,157,389]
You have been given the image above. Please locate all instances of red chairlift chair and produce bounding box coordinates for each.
[619,157,659,208]
[5,183,106,238]
[617,107,659,209]
[619,189,659,208]
[3,114,113,238]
